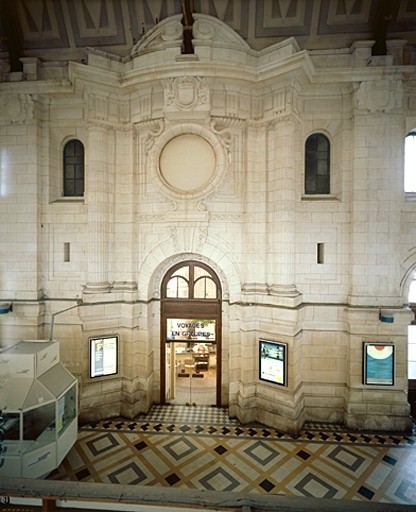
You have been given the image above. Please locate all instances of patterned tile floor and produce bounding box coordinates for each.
[48,406,416,505]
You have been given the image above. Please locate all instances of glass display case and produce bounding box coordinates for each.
[0,340,78,478]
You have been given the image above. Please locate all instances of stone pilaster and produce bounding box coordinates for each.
[267,116,301,306]
[112,126,138,296]
[349,79,404,307]
[84,124,112,295]
[241,122,268,293]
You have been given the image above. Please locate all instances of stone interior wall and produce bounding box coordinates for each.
[0,16,415,433]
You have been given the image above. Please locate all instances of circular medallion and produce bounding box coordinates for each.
[159,134,216,192]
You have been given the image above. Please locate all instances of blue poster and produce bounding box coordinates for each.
[365,344,394,385]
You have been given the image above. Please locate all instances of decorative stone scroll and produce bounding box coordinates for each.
[169,224,208,253]
[130,17,183,57]
[192,14,251,50]
[140,118,165,152]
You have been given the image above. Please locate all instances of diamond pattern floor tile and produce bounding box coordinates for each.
[47,405,416,505]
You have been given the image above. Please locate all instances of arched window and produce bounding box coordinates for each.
[305,133,330,195]
[63,139,85,197]
[409,280,416,303]
[163,261,220,300]
[405,132,416,192]
[408,282,416,415]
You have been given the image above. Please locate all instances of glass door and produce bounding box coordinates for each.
[160,261,222,406]
[166,342,217,405]
[165,318,216,405]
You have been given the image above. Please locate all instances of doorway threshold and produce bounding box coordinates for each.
[138,404,233,425]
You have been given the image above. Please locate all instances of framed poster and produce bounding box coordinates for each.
[259,340,287,386]
[363,342,394,386]
[90,336,118,378]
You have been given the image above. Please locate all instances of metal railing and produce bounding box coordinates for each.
[0,477,415,512]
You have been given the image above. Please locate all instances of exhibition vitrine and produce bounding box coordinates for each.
[0,340,77,478]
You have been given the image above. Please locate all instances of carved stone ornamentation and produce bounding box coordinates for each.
[210,118,233,163]
[131,19,183,57]
[169,224,208,253]
[140,119,165,152]
[163,76,209,114]
[0,94,34,124]
[355,80,402,113]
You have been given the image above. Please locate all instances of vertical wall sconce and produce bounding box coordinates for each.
[0,302,13,314]
[379,309,394,323]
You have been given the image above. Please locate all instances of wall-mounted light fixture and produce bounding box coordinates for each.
[49,301,83,341]
[379,309,394,323]
[0,302,13,314]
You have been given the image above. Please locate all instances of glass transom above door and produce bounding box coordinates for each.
[167,318,216,342]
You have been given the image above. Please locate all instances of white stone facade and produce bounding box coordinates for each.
[0,15,415,433]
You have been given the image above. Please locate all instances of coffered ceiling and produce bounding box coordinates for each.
[0,0,415,69]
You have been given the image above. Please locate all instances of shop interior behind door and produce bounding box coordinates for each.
[166,342,216,406]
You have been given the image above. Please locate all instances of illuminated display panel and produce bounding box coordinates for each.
[259,340,287,386]
[90,336,118,378]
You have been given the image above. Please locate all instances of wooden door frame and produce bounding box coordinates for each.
[160,262,222,406]
[409,306,416,418]
[161,300,222,406]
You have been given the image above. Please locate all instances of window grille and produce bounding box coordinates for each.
[305,133,330,194]
[63,139,85,197]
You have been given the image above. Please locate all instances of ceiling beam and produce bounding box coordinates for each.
[371,0,401,55]
[181,0,194,54]
[0,0,23,71]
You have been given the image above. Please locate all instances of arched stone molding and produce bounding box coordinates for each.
[130,15,183,57]
[147,122,229,202]
[129,13,251,60]
[304,127,334,143]
[139,240,242,304]
[192,13,251,52]
[400,247,416,303]
[405,122,416,135]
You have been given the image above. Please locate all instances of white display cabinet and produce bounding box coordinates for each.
[0,340,78,478]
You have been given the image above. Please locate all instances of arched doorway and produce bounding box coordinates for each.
[408,282,416,420]
[160,260,222,406]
